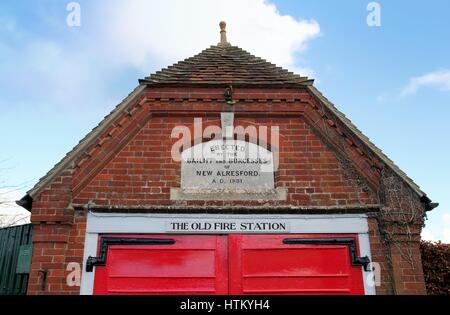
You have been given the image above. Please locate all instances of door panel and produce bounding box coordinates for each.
[93,234,365,295]
[229,234,365,295]
[93,235,228,295]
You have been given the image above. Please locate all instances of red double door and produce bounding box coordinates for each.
[93,234,365,295]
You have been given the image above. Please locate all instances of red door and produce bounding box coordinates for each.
[229,234,365,295]
[92,234,365,295]
[93,235,228,294]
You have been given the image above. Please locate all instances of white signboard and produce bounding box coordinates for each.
[166,219,290,233]
[181,140,274,190]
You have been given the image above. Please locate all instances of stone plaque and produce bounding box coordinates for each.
[181,140,274,190]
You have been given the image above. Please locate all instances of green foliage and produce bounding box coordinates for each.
[420,240,450,295]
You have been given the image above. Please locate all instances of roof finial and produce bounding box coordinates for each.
[219,21,227,44]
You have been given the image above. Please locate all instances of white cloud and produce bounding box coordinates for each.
[376,93,388,103]
[422,212,450,244]
[93,0,320,75]
[421,229,436,242]
[0,38,106,112]
[442,213,450,243]
[290,66,316,80]
[401,70,450,96]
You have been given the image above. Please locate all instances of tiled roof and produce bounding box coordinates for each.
[139,43,313,86]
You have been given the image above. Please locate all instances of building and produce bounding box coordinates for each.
[17,22,437,295]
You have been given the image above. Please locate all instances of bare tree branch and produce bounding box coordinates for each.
[0,161,31,228]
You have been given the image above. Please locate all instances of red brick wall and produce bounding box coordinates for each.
[368,217,427,295]
[368,217,394,294]
[26,87,426,294]
[73,115,377,208]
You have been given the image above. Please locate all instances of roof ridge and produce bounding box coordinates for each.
[140,44,313,86]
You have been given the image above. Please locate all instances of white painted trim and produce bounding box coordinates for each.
[80,212,375,295]
[80,233,98,295]
[359,233,376,295]
[86,212,369,234]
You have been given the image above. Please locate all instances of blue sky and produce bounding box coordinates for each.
[0,0,449,241]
